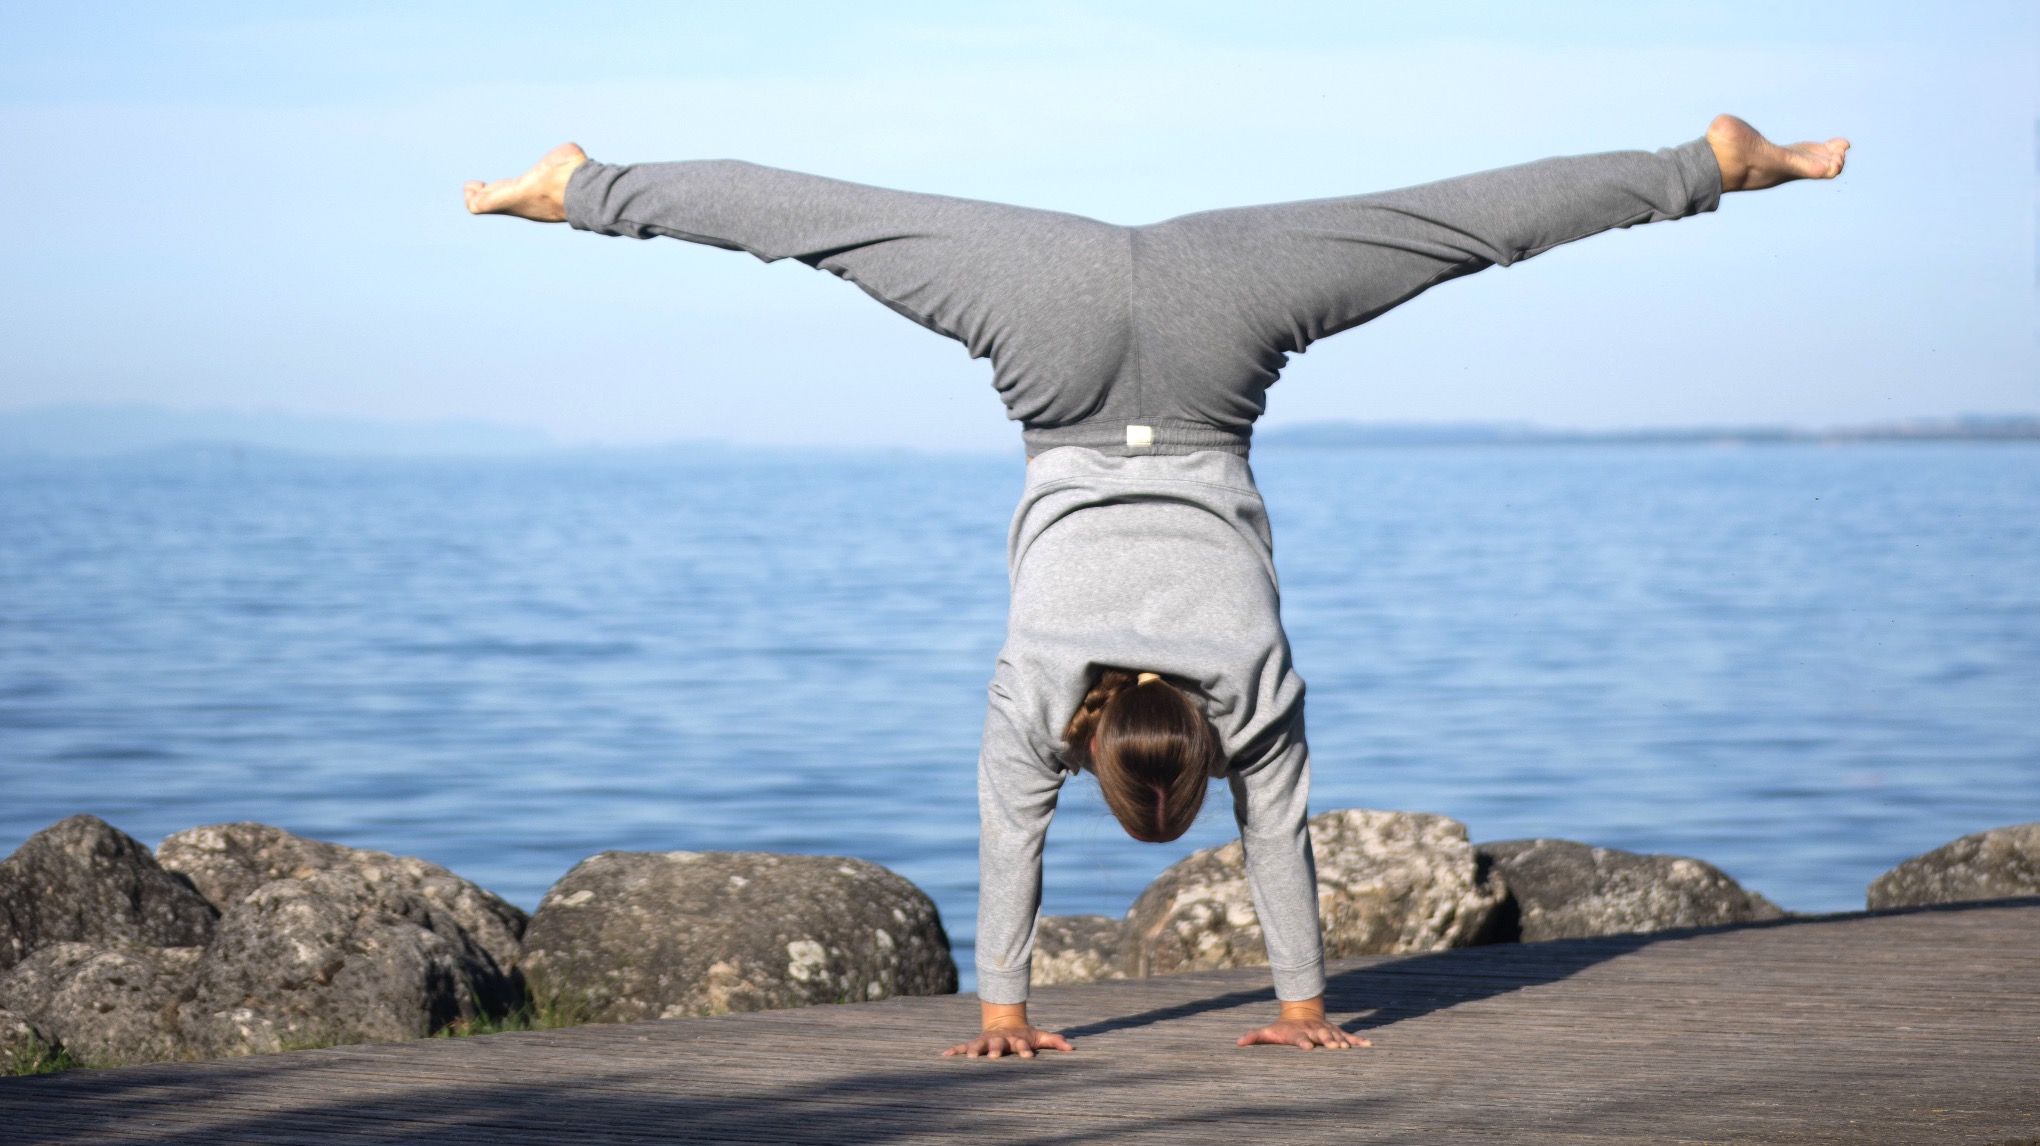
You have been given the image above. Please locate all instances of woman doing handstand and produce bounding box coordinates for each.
[465,115,1848,1059]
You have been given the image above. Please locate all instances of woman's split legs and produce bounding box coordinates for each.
[459,117,1848,443]
[462,117,1847,226]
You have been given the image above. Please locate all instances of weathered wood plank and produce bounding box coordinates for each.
[3,902,2036,1144]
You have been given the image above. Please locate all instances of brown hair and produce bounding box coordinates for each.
[1062,669,1220,843]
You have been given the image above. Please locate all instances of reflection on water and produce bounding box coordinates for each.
[3,443,2036,990]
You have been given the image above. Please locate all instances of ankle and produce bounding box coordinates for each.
[1706,116,1751,192]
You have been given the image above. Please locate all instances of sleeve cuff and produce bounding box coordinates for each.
[1270,958,1326,1002]
[975,964,1032,1005]
[562,159,613,233]
[1668,136,1723,217]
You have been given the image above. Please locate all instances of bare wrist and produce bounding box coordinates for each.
[1278,996,1327,1022]
[981,1000,1030,1031]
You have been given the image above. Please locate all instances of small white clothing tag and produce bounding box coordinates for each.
[1125,424,1154,448]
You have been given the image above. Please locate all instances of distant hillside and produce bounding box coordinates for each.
[1255,416,2040,447]
[0,405,558,458]
[7,405,2035,459]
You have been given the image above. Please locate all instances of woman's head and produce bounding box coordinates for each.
[1062,669,1221,843]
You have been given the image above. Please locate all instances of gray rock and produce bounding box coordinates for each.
[1478,838,1785,942]
[180,868,517,1057]
[1030,915,1127,988]
[0,1006,50,1069]
[156,822,359,908]
[0,816,217,973]
[157,823,527,974]
[1122,809,1509,978]
[520,851,957,1022]
[0,942,201,1065]
[1867,822,2040,910]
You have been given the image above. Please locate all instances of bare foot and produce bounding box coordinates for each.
[463,143,589,222]
[1706,115,1848,193]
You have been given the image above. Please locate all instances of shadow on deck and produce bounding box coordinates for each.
[3,899,2037,1145]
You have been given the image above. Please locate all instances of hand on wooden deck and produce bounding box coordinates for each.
[1236,996,1372,1051]
[943,1001,1073,1059]
[941,1022,1074,1060]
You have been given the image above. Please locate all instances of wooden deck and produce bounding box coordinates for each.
[5,900,2037,1144]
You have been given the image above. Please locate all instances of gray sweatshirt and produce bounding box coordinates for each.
[975,447,1319,1004]
[562,138,1722,1005]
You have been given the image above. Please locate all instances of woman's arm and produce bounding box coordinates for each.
[956,679,1075,1057]
[1230,731,1367,1050]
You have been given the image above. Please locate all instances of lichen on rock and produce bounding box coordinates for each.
[0,816,217,974]
[0,942,201,1065]
[1477,838,1784,942]
[157,822,527,975]
[178,866,520,1056]
[1867,822,2040,910]
[519,850,957,1022]
[1031,915,1127,987]
[1121,808,1510,979]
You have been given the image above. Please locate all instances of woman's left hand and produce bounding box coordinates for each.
[1235,996,1371,1050]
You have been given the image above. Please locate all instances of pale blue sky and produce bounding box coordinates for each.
[2,2,2034,449]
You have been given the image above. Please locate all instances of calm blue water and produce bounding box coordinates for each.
[3,443,2037,990]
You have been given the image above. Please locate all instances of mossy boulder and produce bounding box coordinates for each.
[521,851,957,1021]
[1121,809,1509,979]
[1867,823,2040,910]
[1477,838,1784,942]
[0,816,216,974]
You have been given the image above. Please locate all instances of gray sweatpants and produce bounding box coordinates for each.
[565,139,1721,456]
[563,141,1723,1003]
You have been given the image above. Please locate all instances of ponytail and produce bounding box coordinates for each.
[1063,669,1219,843]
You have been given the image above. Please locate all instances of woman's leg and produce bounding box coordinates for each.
[469,146,1137,425]
[1128,117,1848,415]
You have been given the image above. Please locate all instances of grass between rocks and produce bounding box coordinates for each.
[435,992,596,1039]
[4,1038,85,1076]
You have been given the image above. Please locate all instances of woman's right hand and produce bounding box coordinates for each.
[942,1022,1073,1059]
[941,1001,1074,1059]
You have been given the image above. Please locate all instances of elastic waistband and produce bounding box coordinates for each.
[1022,421,1252,458]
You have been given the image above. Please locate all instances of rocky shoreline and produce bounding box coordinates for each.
[2,812,2034,1074]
